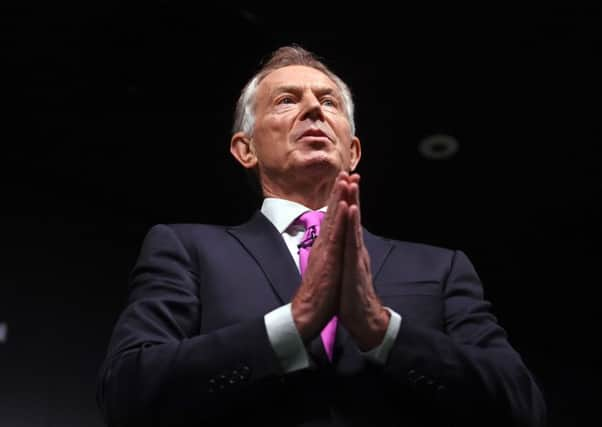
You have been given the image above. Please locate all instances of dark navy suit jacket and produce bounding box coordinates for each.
[97,211,546,426]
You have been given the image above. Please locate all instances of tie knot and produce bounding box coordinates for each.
[296,210,324,229]
[296,211,325,252]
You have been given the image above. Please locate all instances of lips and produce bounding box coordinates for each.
[296,127,334,144]
[300,128,329,139]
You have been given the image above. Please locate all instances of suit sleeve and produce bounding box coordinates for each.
[96,224,284,427]
[379,250,547,427]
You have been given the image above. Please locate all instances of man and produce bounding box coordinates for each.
[97,46,546,426]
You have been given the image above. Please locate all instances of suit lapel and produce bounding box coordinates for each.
[227,211,301,304]
[363,227,394,283]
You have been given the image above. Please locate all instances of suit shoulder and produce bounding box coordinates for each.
[163,223,233,243]
[392,239,455,259]
[364,230,462,281]
[165,222,227,235]
[141,223,230,248]
[365,230,460,276]
[366,229,454,257]
[141,223,238,264]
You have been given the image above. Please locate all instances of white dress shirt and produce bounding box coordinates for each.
[261,198,402,372]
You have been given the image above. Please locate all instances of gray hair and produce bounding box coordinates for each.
[233,46,356,136]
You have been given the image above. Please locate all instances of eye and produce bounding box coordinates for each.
[277,96,295,105]
[321,97,337,107]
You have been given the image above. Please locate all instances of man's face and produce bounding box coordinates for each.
[249,65,360,184]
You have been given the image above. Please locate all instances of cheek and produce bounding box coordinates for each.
[253,123,276,150]
[334,121,353,144]
[331,116,352,137]
[258,117,289,141]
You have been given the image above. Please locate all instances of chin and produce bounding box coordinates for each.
[301,150,334,164]
[298,162,341,181]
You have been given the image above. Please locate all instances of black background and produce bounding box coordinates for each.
[1,3,600,426]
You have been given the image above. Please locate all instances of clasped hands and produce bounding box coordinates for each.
[291,171,390,351]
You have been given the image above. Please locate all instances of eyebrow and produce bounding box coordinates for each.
[270,85,340,99]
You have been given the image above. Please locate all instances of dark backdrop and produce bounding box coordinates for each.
[1,4,600,426]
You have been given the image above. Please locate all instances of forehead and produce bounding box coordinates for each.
[257,65,340,99]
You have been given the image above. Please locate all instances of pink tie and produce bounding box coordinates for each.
[296,210,338,362]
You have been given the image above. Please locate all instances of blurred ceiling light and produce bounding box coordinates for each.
[418,134,459,160]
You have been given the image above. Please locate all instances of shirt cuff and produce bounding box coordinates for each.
[264,303,310,373]
[359,307,402,365]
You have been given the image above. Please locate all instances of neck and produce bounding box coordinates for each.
[260,172,336,210]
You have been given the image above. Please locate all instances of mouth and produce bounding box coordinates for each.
[297,128,332,142]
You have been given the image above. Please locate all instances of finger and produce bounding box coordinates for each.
[330,200,349,246]
[324,176,346,228]
[348,173,360,185]
[322,200,348,278]
[341,174,359,206]
[348,182,359,209]
[343,207,357,259]
[350,178,362,224]
[349,204,370,273]
[341,204,359,292]
[332,173,349,209]
[346,181,362,228]
[347,204,362,250]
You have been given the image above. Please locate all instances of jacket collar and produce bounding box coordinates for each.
[227,211,394,304]
[227,211,301,304]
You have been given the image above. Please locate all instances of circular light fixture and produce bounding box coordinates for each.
[418,134,459,160]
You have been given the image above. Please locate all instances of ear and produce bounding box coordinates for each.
[230,132,258,169]
[349,135,362,172]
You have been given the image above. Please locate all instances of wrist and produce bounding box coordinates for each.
[291,298,321,341]
[353,306,390,351]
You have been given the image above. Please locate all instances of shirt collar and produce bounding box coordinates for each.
[261,198,327,233]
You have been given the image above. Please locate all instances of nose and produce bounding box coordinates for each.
[300,91,325,122]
